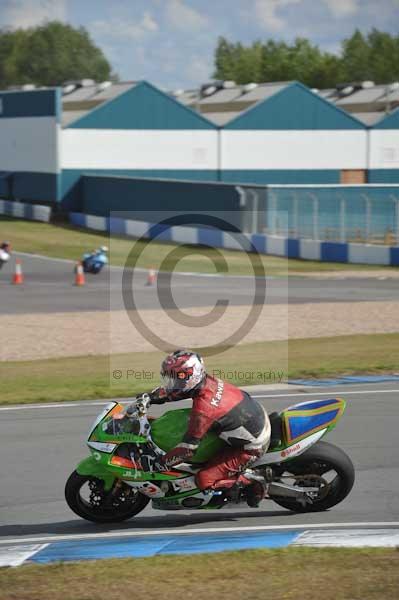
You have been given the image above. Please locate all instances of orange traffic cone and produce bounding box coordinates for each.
[145,267,157,286]
[12,259,24,285]
[74,262,85,286]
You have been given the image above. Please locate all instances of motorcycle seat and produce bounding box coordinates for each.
[268,412,283,447]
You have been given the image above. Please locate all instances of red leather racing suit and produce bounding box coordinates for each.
[158,376,271,491]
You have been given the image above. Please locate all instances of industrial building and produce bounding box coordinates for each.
[0,78,398,212]
[177,80,399,126]
[61,80,219,209]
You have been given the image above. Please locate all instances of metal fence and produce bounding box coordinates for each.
[237,185,399,245]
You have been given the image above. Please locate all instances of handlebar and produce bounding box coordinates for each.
[126,393,152,417]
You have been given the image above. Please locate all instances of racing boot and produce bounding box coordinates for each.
[220,474,266,507]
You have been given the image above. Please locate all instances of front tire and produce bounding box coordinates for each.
[271,441,355,512]
[65,471,150,523]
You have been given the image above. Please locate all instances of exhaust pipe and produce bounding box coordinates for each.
[267,481,319,499]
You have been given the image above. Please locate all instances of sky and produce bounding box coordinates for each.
[1,0,399,89]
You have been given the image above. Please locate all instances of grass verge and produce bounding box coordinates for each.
[1,216,395,276]
[0,548,397,600]
[1,333,398,405]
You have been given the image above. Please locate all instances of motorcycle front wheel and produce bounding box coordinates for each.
[270,441,355,512]
[65,471,150,523]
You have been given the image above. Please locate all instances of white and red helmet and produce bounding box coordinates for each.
[161,350,205,396]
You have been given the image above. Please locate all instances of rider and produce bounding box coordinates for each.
[145,349,271,507]
[0,241,11,261]
[94,246,108,260]
[82,245,108,270]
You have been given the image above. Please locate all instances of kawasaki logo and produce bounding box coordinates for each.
[210,380,224,407]
[281,443,301,458]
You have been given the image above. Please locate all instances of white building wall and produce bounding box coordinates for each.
[61,129,219,170]
[369,130,399,170]
[0,117,59,173]
[220,130,367,170]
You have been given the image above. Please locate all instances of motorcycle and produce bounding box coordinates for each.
[65,395,355,523]
[82,250,108,274]
[0,247,10,270]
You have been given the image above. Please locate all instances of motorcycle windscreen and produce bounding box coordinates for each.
[282,398,346,445]
[151,408,225,463]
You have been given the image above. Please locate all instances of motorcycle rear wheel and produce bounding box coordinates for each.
[65,471,150,523]
[270,441,355,512]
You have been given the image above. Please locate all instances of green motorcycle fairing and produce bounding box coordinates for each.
[77,399,347,487]
[77,407,225,486]
[151,409,225,461]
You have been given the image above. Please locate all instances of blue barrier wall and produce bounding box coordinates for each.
[0,199,51,222]
[70,211,399,266]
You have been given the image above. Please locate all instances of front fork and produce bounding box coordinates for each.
[76,455,116,491]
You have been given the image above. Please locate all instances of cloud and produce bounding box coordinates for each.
[164,0,208,31]
[322,0,359,18]
[183,55,212,85]
[253,0,302,32]
[91,12,158,40]
[2,0,66,28]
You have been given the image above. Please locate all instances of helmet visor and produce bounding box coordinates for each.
[161,369,191,392]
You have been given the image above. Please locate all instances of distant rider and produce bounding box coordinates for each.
[94,246,108,261]
[0,241,11,267]
[82,245,108,273]
[139,350,271,507]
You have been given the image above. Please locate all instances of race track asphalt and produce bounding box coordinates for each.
[1,382,398,543]
[0,252,398,314]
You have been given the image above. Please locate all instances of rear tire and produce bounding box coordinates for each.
[271,441,355,512]
[65,471,150,523]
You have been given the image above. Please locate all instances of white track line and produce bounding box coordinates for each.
[14,251,279,280]
[15,252,75,264]
[1,387,398,412]
[2,522,399,546]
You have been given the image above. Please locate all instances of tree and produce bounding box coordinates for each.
[0,21,112,88]
[233,42,263,84]
[214,37,240,81]
[367,28,399,83]
[310,54,346,89]
[341,30,371,81]
[213,29,399,89]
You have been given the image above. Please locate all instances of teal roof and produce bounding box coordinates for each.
[372,107,399,129]
[66,81,215,130]
[224,82,365,130]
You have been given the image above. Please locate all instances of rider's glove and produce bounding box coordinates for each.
[148,387,169,405]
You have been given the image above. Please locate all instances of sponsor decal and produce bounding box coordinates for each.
[211,379,224,408]
[140,483,160,496]
[281,443,301,458]
[122,469,143,478]
[173,476,196,491]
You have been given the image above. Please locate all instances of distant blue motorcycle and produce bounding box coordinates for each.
[82,246,108,274]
